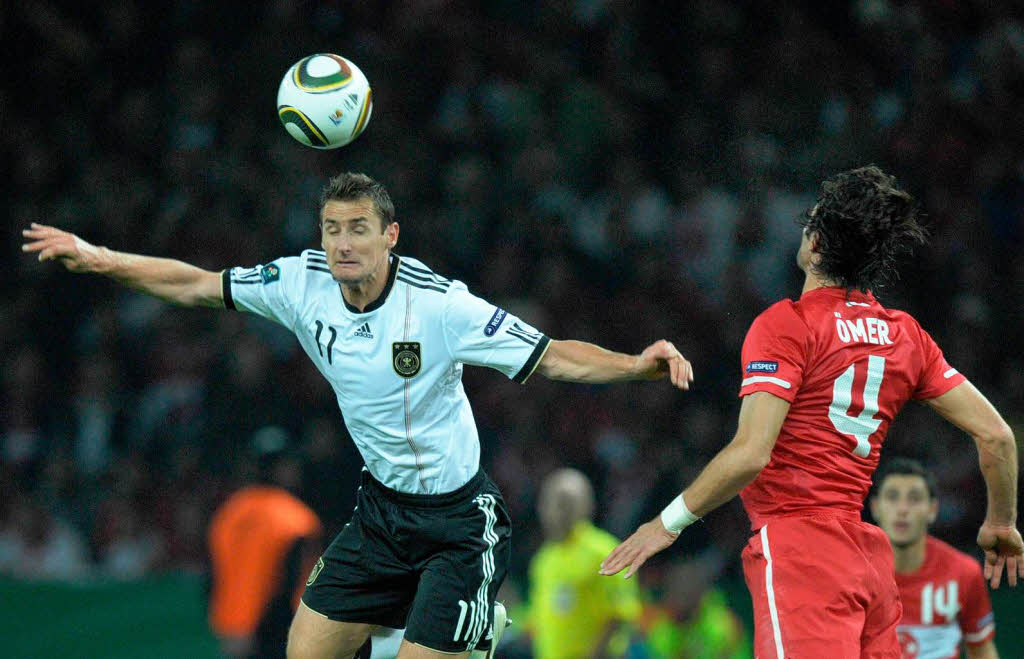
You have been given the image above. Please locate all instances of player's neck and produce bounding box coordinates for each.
[892,535,928,574]
[340,255,391,311]
[801,271,839,295]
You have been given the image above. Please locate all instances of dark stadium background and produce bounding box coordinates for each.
[2,1,1022,656]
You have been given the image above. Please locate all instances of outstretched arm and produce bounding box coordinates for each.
[600,392,789,578]
[925,382,1022,588]
[536,339,694,390]
[22,223,223,307]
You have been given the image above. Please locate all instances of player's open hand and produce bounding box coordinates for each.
[21,223,104,273]
[635,340,694,390]
[977,522,1024,588]
[599,516,679,579]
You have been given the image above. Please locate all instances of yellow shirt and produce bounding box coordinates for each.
[528,521,642,659]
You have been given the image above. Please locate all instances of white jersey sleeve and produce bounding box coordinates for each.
[221,256,304,329]
[442,282,551,383]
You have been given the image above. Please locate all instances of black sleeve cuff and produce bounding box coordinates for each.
[221,269,236,310]
[513,335,551,384]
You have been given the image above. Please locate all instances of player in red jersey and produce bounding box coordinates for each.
[601,166,1023,658]
[871,458,998,659]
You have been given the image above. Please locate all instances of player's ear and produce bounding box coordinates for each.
[385,221,399,250]
[927,499,938,524]
[806,230,826,268]
[807,230,822,253]
[869,496,881,521]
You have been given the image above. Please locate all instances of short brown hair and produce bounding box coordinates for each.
[319,172,395,230]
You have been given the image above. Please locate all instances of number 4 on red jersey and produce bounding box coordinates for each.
[736,288,966,528]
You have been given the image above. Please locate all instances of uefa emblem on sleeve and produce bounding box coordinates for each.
[392,342,422,378]
[260,263,281,284]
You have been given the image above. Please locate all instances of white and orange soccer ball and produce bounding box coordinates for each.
[277,53,373,149]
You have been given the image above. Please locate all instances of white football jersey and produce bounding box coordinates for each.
[222,251,550,494]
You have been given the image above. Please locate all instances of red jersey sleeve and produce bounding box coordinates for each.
[912,323,967,400]
[738,302,809,403]
[959,559,995,646]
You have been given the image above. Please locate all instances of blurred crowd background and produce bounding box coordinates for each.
[2,0,1023,656]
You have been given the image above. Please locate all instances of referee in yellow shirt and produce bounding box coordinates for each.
[528,469,642,659]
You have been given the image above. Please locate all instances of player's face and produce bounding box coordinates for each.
[871,475,938,548]
[796,227,811,272]
[320,198,398,286]
[796,206,819,273]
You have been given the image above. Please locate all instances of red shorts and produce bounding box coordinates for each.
[741,515,902,659]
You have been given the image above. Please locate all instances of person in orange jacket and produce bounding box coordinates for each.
[207,426,323,659]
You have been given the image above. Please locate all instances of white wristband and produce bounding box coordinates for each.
[660,494,699,533]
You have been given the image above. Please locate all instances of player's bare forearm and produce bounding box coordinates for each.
[926,383,1017,525]
[536,340,634,381]
[682,439,770,516]
[601,392,788,578]
[683,392,789,515]
[536,338,693,389]
[965,639,998,659]
[100,250,223,307]
[927,383,1024,587]
[22,223,222,307]
[977,432,1018,526]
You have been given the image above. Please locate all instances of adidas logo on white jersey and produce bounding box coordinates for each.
[354,322,373,339]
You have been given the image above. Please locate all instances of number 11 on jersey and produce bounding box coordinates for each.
[828,355,886,457]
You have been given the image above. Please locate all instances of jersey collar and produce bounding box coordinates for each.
[340,254,399,314]
[801,286,876,304]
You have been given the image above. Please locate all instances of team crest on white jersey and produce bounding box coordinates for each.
[393,342,421,378]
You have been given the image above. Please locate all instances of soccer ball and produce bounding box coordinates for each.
[277,54,373,149]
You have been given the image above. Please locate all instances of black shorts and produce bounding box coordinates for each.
[302,468,511,653]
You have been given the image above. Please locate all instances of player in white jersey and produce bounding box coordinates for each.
[22,172,693,659]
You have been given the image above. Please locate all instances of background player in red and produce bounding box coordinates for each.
[871,458,998,659]
[601,166,1023,658]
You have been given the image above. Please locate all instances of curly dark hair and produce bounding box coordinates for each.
[799,166,927,293]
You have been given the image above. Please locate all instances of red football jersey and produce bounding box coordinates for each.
[895,536,995,659]
[738,287,965,529]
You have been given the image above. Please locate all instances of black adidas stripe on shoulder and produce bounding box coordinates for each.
[397,274,448,294]
[307,264,332,274]
[304,250,327,264]
[398,267,451,290]
[400,261,451,283]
